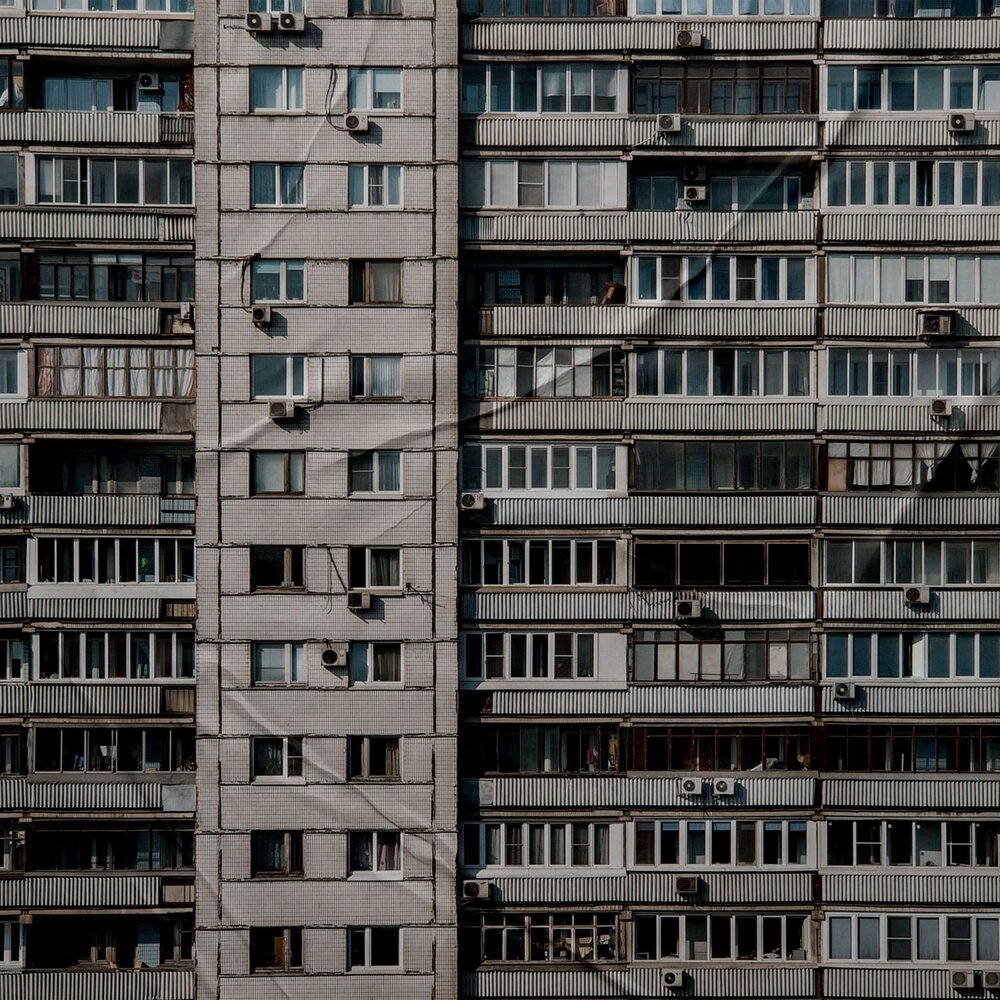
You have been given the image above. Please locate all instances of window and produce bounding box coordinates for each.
[250,355,305,399]
[249,0,304,11]
[348,547,401,589]
[0,542,22,584]
[37,630,194,680]
[0,59,25,110]
[827,441,1000,494]
[348,451,401,492]
[636,0,812,14]
[634,63,813,115]
[348,68,402,110]
[34,0,194,9]
[348,831,401,874]
[824,0,997,14]
[348,736,401,779]
[47,450,193,497]
[0,351,23,397]
[826,632,1000,680]
[0,636,25,681]
[37,157,193,206]
[36,347,194,399]
[466,346,627,399]
[635,348,811,397]
[827,159,1000,210]
[633,819,807,867]
[34,728,194,773]
[827,64,1000,113]
[251,163,304,207]
[461,820,611,868]
[634,540,810,588]
[36,537,194,585]
[628,727,811,771]
[0,732,20,774]
[462,261,624,306]
[828,348,1000,397]
[349,260,402,303]
[251,259,304,302]
[251,831,303,877]
[38,252,193,302]
[460,160,625,209]
[462,443,618,493]
[461,912,617,963]
[249,927,302,972]
[251,452,305,495]
[635,172,803,212]
[348,927,401,969]
[829,255,1000,305]
[350,355,401,398]
[463,632,596,681]
[251,736,303,780]
[0,823,22,873]
[251,642,304,684]
[825,538,1000,585]
[250,67,303,112]
[827,819,1000,868]
[827,913,1000,962]
[633,629,811,682]
[461,63,620,115]
[827,725,1000,773]
[249,546,304,590]
[634,913,808,962]
[0,922,21,968]
[349,0,402,13]
[348,642,402,685]
[475,724,620,774]
[462,538,616,586]
[636,256,811,303]
[0,255,18,301]
[0,154,15,205]
[30,821,193,872]
[348,164,402,207]
[635,440,812,491]
[0,443,18,492]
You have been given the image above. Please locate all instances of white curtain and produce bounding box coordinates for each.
[106,347,127,396]
[369,356,400,397]
[83,347,103,396]
[961,442,1000,483]
[176,349,195,396]
[130,348,150,397]
[59,347,81,396]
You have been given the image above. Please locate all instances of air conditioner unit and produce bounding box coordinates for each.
[178,301,194,322]
[949,112,975,133]
[682,164,706,183]
[460,491,485,511]
[662,969,685,989]
[929,397,953,418]
[952,969,977,989]
[711,777,736,797]
[678,775,703,796]
[675,599,702,621]
[252,305,272,327]
[347,590,372,611]
[919,310,953,336]
[344,113,370,133]
[656,113,682,134]
[904,585,931,606]
[462,879,493,900]
[0,495,15,511]
[674,874,700,895]
[277,11,306,30]
[683,185,707,202]
[675,29,703,48]
[320,643,349,668]
[244,11,273,30]
[138,73,161,92]
[985,970,1000,990]
[834,681,857,701]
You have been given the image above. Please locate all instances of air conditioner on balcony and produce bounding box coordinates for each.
[834,681,857,701]
[918,310,954,336]
[656,114,682,134]
[269,400,297,421]
[675,29,703,48]
[662,969,685,989]
[683,185,707,202]
[710,777,736,797]
[320,643,349,668]
[984,970,1000,990]
[347,590,372,611]
[460,492,485,511]
[675,599,702,620]
[682,164,706,183]
[952,969,977,989]
[678,775,703,796]
[244,11,274,30]
[674,874,700,895]
[344,113,370,133]
[904,586,930,606]
[252,305,272,327]
[949,112,975,133]
[277,11,306,30]
[929,397,952,418]
[178,301,194,322]
[138,73,161,92]
[0,495,15,511]
[462,879,494,900]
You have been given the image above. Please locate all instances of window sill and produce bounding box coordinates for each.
[347,966,404,974]
[347,491,405,498]
[250,300,306,306]
[251,776,306,784]
[347,871,404,881]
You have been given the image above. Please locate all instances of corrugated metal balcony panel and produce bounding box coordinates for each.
[18,494,162,528]
[485,304,818,339]
[469,115,819,151]
[460,210,814,245]
[826,116,1000,150]
[823,872,1000,905]
[0,590,27,621]
[489,495,816,528]
[0,303,165,337]
[490,685,813,718]
[821,683,1000,717]
[0,209,193,244]
[822,588,1000,623]
[0,400,164,432]
[31,684,164,717]
[0,874,161,909]
[461,18,818,54]
[464,966,815,999]
[463,589,814,623]
[824,968,973,1000]
[823,776,1000,810]
[822,494,1000,528]
[26,596,163,621]
[0,779,172,812]
[7,971,195,1000]
[0,12,164,49]
[0,110,178,146]
[825,305,1000,340]
[821,401,1000,434]
[824,16,1000,51]
[486,775,816,809]
[824,211,1000,245]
